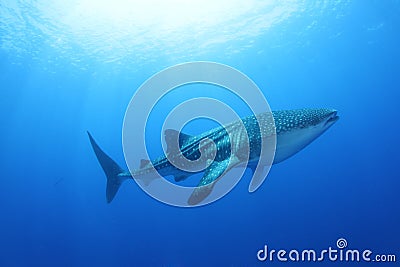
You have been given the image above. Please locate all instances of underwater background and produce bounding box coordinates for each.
[0,1,399,266]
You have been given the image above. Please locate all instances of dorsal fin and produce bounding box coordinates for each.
[164,129,193,154]
[140,159,150,168]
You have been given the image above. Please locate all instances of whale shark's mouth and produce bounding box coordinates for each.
[325,111,339,126]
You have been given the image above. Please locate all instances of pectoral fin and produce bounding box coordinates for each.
[188,156,240,205]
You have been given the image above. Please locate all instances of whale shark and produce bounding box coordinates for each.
[88,108,339,205]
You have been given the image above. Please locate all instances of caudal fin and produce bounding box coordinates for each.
[87,131,126,203]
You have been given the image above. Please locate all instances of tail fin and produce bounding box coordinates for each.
[87,131,126,203]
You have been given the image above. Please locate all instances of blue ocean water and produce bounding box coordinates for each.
[0,1,399,266]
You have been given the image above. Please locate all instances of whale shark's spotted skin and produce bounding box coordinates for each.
[88,108,339,204]
[273,109,337,133]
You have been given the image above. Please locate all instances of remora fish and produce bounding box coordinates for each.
[88,108,339,205]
